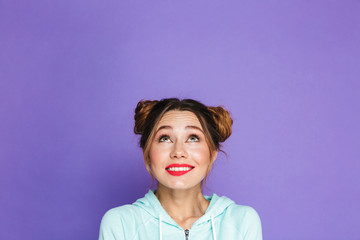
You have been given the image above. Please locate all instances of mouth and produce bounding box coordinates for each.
[165,164,195,176]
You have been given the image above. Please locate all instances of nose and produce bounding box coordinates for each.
[170,141,188,159]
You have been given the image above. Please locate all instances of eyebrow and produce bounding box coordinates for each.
[155,125,204,134]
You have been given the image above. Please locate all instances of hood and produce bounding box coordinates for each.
[133,189,235,229]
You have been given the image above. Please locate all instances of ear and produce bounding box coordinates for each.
[142,149,149,162]
[211,150,218,163]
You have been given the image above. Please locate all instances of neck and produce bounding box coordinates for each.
[154,184,210,229]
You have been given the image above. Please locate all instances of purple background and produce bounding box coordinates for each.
[1,1,359,239]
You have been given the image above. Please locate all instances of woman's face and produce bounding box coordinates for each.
[148,110,217,190]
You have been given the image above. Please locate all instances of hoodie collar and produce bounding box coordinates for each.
[133,190,234,228]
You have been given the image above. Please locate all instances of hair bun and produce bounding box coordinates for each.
[134,100,158,135]
[208,106,233,142]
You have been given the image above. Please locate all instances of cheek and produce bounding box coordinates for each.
[189,145,211,164]
[149,145,167,166]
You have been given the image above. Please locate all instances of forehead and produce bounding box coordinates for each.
[156,110,202,129]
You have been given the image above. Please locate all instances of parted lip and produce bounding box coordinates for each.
[165,164,195,169]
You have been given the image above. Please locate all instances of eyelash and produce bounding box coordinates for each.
[188,134,200,142]
[158,134,170,142]
[158,134,200,142]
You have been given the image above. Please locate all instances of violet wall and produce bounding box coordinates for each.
[1,1,359,239]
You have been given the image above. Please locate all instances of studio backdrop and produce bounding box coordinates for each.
[0,1,359,239]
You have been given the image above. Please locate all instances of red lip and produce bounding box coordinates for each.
[165,164,195,176]
[166,164,195,168]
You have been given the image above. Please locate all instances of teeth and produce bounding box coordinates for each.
[167,167,193,171]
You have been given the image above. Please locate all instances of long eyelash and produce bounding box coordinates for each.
[158,134,170,142]
[189,134,200,140]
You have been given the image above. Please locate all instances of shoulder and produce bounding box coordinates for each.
[223,204,263,240]
[100,204,141,225]
[102,204,132,219]
[99,205,138,240]
[227,204,261,223]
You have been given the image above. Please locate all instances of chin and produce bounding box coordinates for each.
[160,180,202,190]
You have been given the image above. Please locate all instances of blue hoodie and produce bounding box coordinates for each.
[99,190,262,240]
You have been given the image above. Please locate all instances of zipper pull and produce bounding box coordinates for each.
[184,229,190,240]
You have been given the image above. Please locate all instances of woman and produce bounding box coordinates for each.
[99,98,262,240]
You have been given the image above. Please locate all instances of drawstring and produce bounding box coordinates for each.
[211,216,217,240]
[159,215,163,240]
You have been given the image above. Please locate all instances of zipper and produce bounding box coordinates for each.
[184,229,190,240]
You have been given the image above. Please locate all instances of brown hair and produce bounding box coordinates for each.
[134,98,233,184]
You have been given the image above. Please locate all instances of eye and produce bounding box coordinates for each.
[159,135,171,142]
[188,134,200,142]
